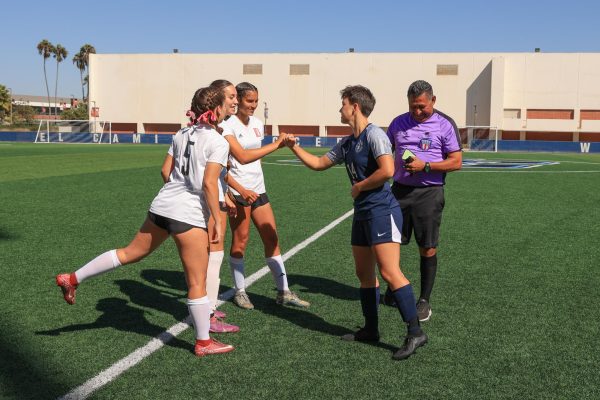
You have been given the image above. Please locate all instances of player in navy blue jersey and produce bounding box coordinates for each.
[284,85,427,360]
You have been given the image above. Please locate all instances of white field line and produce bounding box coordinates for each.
[58,208,354,400]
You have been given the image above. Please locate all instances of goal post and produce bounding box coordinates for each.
[34,120,112,144]
[459,125,498,152]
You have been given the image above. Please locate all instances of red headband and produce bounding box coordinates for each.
[186,109,217,127]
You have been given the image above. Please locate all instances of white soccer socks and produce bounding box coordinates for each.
[187,296,211,340]
[206,251,225,311]
[230,256,246,291]
[74,249,122,284]
[266,255,289,292]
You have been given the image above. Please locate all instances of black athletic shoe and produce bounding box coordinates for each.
[416,298,432,322]
[341,327,380,342]
[381,287,396,306]
[392,331,428,360]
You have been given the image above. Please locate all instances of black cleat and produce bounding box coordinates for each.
[392,331,428,360]
[341,327,380,342]
[416,298,432,322]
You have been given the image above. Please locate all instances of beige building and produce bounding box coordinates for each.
[89,52,600,143]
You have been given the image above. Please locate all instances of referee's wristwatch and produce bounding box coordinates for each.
[423,162,431,173]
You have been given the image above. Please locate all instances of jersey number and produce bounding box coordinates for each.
[346,162,359,184]
[181,140,195,176]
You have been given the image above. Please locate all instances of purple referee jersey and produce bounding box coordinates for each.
[386,110,461,187]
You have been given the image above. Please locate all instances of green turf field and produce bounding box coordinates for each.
[1,143,599,399]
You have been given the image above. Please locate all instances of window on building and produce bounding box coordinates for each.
[436,64,458,75]
[504,109,521,119]
[290,64,310,75]
[243,64,263,75]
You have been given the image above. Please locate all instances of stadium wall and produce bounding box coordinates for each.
[87,52,600,143]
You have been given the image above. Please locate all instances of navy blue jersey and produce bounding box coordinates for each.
[326,124,399,220]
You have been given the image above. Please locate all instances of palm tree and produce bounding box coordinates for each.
[72,52,85,102]
[0,85,11,123]
[79,44,96,101]
[37,39,55,116]
[52,44,68,118]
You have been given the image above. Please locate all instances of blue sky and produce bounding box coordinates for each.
[1,0,599,97]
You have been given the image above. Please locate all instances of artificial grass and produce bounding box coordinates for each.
[0,144,599,399]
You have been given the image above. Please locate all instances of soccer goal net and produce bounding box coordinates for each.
[34,120,113,144]
[459,126,499,152]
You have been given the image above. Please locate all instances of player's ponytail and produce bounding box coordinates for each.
[187,86,225,130]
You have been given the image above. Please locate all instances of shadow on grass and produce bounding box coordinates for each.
[286,273,358,300]
[36,297,190,353]
[113,279,189,321]
[141,268,187,292]
[1,323,64,399]
[138,269,399,353]
[0,227,18,241]
[250,290,399,353]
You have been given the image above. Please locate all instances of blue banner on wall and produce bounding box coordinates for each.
[0,132,597,153]
[471,139,597,153]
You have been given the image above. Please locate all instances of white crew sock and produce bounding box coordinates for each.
[266,255,289,292]
[206,251,224,312]
[74,250,122,284]
[187,296,211,340]
[230,256,246,291]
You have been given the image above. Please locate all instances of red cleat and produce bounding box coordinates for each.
[209,316,240,333]
[213,310,226,319]
[194,338,234,357]
[56,274,77,305]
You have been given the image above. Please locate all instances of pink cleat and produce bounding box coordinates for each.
[209,316,240,333]
[213,310,226,319]
[194,338,234,357]
[56,274,77,305]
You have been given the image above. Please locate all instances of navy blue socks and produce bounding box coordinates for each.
[360,287,380,333]
[392,285,422,336]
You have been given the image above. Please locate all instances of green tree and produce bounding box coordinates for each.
[12,104,35,124]
[72,52,85,101]
[61,103,88,120]
[0,84,10,123]
[37,39,55,116]
[79,44,96,101]
[52,44,68,118]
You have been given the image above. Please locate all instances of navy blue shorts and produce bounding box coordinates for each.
[351,207,403,247]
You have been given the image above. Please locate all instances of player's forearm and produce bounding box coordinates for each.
[225,173,247,195]
[161,154,174,183]
[232,141,279,164]
[161,169,170,183]
[291,144,326,171]
[430,152,462,172]
[203,180,222,226]
[355,168,393,192]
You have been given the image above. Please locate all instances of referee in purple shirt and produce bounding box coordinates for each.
[384,80,462,322]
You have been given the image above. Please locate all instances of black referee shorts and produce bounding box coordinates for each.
[391,183,445,248]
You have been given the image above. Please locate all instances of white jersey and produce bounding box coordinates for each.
[220,115,266,195]
[150,124,229,227]
[167,142,227,202]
